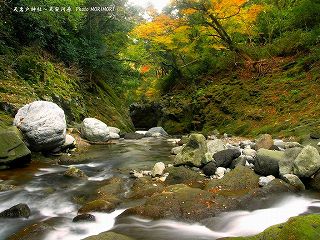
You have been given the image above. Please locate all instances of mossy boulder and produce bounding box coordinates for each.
[225,214,320,240]
[205,166,260,195]
[83,231,135,240]
[254,149,285,176]
[119,184,239,222]
[173,134,208,167]
[78,199,118,214]
[128,177,165,199]
[165,166,205,187]
[0,127,31,169]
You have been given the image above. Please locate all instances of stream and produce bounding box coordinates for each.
[1,138,320,240]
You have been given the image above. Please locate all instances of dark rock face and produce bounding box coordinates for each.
[73,214,96,222]
[202,162,217,176]
[0,127,31,169]
[213,149,241,168]
[165,166,205,187]
[0,203,31,218]
[129,102,162,129]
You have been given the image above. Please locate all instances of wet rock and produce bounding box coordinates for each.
[0,203,30,218]
[254,134,273,150]
[120,184,234,221]
[293,145,320,178]
[279,147,302,176]
[259,175,275,187]
[202,162,217,176]
[78,199,117,214]
[0,184,17,192]
[64,166,88,179]
[145,127,168,137]
[0,127,31,168]
[129,177,165,199]
[83,231,135,240]
[205,166,259,193]
[73,213,96,222]
[173,134,208,167]
[123,132,144,140]
[81,118,110,142]
[282,174,305,191]
[7,217,62,240]
[213,149,241,168]
[165,166,205,187]
[13,101,66,151]
[151,162,165,177]
[254,149,285,176]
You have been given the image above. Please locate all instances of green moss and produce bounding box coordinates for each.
[227,214,320,240]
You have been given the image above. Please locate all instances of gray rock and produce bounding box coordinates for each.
[145,127,168,137]
[124,132,144,139]
[0,127,31,168]
[173,134,208,167]
[213,149,241,168]
[254,134,273,150]
[171,146,183,155]
[0,203,31,218]
[205,139,226,161]
[81,118,110,142]
[109,127,120,134]
[151,162,165,177]
[279,147,302,176]
[293,145,320,178]
[259,175,276,187]
[109,132,120,139]
[284,142,303,149]
[243,148,257,158]
[254,149,285,176]
[282,174,305,191]
[202,162,217,176]
[310,171,320,190]
[13,101,66,151]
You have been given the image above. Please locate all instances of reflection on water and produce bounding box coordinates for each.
[1,138,320,240]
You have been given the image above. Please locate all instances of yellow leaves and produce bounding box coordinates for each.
[181,8,197,15]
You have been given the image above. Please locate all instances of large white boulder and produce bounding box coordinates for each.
[13,101,66,151]
[81,118,110,142]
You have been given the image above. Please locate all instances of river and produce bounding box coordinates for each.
[1,138,320,240]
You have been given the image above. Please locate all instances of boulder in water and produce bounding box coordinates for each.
[293,145,320,178]
[0,127,31,168]
[151,162,166,177]
[123,132,144,139]
[282,174,305,191]
[13,101,66,151]
[145,127,168,137]
[0,203,31,218]
[81,118,110,142]
[173,134,208,167]
[64,166,88,179]
[73,213,96,222]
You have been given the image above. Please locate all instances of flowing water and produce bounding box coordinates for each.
[1,138,320,240]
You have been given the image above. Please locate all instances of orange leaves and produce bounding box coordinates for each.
[140,65,151,74]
